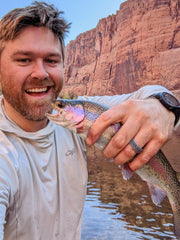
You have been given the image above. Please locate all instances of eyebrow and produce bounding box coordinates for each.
[11,50,62,58]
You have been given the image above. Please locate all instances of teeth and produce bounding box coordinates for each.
[26,87,48,93]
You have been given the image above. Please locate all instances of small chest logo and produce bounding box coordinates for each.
[65,148,75,156]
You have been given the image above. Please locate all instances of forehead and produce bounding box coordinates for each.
[3,26,63,56]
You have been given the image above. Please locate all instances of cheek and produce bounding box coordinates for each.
[1,59,16,79]
[0,66,24,92]
[53,69,64,86]
[0,65,10,86]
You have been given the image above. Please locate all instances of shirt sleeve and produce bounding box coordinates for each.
[0,205,6,240]
[0,149,19,240]
[78,85,172,107]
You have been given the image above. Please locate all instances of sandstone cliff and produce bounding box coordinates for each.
[63,0,180,97]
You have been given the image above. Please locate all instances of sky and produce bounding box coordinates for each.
[0,0,126,45]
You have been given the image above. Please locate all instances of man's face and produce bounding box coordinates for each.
[0,26,64,122]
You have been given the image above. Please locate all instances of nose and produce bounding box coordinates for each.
[31,60,49,80]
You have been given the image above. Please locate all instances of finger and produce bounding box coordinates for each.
[86,105,125,145]
[128,139,164,171]
[103,116,144,159]
[112,126,153,165]
[129,139,143,154]
[86,100,147,146]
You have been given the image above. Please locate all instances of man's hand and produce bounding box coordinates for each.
[86,98,175,171]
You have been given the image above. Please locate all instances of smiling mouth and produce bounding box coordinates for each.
[25,87,50,94]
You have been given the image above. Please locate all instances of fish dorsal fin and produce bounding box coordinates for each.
[147,182,166,206]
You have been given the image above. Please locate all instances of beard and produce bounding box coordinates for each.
[1,83,61,122]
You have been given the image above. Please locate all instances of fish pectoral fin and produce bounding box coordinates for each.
[147,182,166,206]
[121,163,134,180]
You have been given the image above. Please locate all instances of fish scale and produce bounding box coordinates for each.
[46,98,180,240]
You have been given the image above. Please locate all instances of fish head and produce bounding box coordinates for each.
[46,99,86,133]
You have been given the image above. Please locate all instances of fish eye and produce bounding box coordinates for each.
[58,101,65,108]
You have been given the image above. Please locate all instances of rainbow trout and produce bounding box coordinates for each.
[46,98,180,239]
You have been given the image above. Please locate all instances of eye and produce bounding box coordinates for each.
[16,58,31,64]
[45,57,61,66]
[46,59,57,64]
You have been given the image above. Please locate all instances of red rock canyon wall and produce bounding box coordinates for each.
[63,0,180,97]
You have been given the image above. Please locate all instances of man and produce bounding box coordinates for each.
[0,1,178,240]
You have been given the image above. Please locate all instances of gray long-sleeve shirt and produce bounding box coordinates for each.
[0,85,172,240]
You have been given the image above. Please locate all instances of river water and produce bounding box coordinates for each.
[81,147,176,240]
